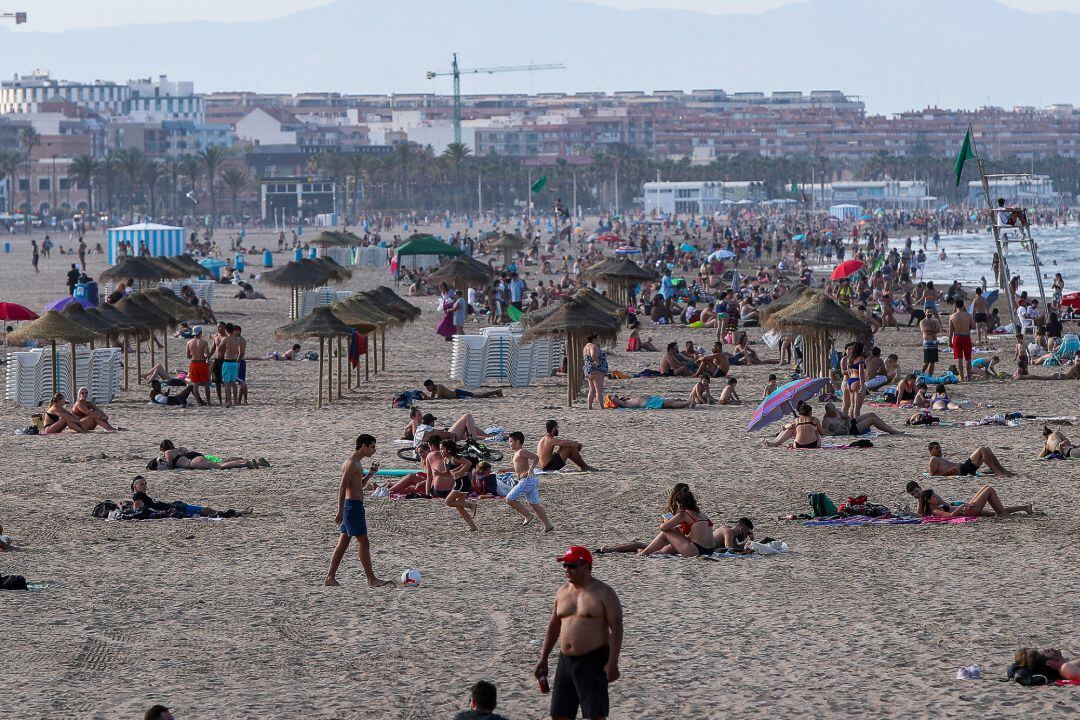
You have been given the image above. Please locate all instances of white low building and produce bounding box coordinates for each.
[827,180,929,207]
[966,175,1058,206]
[642,180,766,215]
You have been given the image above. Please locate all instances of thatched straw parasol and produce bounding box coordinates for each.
[116,295,175,381]
[489,232,529,268]
[766,291,871,378]
[61,303,114,347]
[96,303,142,387]
[760,285,810,322]
[426,256,494,296]
[145,257,192,280]
[99,256,174,287]
[276,306,356,407]
[140,288,202,373]
[8,310,97,397]
[573,287,628,321]
[305,257,353,282]
[263,260,336,319]
[171,254,210,277]
[327,300,387,388]
[521,297,621,406]
[368,286,422,321]
[311,231,353,248]
[582,257,656,306]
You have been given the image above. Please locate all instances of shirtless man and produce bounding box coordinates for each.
[948,299,975,381]
[537,420,598,472]
[220,325,244,407]
[863,347,890,391]
[324,434,391,588]
[505,431,554,532]
[820,401,901,436]
[919,311,941,376]
[659,342,694,377]
[232,325,248,405]
[210,321,229,404]
[972,288,989,345]
[692,341,730,378]
[185,326,212,406]
[927,441,1014,477]
[535,547,623,720]
[712,517,754,551]
[422,379,504,400]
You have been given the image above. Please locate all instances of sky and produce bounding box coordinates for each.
[7,0,1080,32]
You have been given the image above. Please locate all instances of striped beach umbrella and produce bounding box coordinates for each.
[746,377,827,433]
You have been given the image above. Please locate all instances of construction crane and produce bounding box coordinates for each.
[1,11,28,23]
[426,53,565,145]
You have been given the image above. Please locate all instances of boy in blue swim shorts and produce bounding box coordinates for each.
[324,434,391,588]
[505,431,554,533]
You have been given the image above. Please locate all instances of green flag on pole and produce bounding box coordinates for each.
[954,129,975,187]
[790,181,799,193]
[531,175,548,194]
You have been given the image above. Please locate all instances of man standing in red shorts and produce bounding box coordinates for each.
[185,326,212,406]
[948,299,975,382]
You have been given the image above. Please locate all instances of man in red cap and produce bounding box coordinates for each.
[535,546,623,720]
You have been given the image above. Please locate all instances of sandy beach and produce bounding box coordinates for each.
[1,225,1078,719]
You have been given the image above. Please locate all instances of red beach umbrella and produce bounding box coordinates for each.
[0,302,39,322]
[830,259,865,281]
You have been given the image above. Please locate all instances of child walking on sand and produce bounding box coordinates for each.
[505,431,554,533]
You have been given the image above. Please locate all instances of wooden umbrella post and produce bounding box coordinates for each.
[136,332,143,384]
[364,333,370,382]
[327,335,333,404]
[163,332,168,374]
[317,337,324,408]
[149,328,155,367]
[336,336,343,399]
[380,326,386,372]
[372,331,378,376]
[347,334,352,389]
[71,341,77,397]
[51,338,58,395]
[123,334,129,390]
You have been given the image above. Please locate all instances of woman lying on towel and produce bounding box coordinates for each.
[129,476,251,519]
[603,394,695,410]
[905,481,1032,518]
[1012,648,1080,683]
[1040,426,1079,458]
[594,484,717,557]
[146,439,269,471]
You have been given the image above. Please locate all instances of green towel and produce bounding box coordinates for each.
[507,305,522,322]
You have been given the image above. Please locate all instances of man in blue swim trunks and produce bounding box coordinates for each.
[325,434,391,588]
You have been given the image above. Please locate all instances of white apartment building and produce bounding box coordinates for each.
[642,180,767,214]
[0,71,202,122]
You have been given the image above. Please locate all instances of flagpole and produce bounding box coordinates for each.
[527,169,532,229]
[969,124,1017,324]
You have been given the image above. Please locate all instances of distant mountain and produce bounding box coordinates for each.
[0,0,1076,114]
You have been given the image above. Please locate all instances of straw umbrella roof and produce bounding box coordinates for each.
[582,257,656,282]
[333,296,399,327]
[115,295,174,330]
[489,232,529,249]
[311,231,353,247]
[262,260,333,288]
[8,310,98,344]
[765,291,871,337]
[573,287,627,319]
[97,302,145,331]
[61,303,115,336]
[145,257,192,279]
[761,285,810,321]
[83,306,132,333]
[275,306,357,340]
[141,288,201,321]
[305,257,353,282]
[426,256,494,288]
[99,255,175,282]
[366,286,422,321]
[327,303,381,334]
[172,254,210,276]
[521,297,621,345]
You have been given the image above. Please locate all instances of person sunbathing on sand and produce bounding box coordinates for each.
[659,342,695,376]
[905,480,1031,518]
[413,412,489,447]
[1040,425,1079,458]
[820,401,901,436]
[130,475,252,518]
[147,439,268,471]
[605,394,695,409]
[931,384,961,411]
[71,387,118,432]
[626,327,659,352]
[595,484,716,557]
[927,441,1014,477]
[1014,648,1080,682]
[765,402,822,448]
[692,341,730,378]
[422,379,504,400]
[712,517,755,551]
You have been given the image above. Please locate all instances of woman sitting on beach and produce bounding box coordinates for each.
[820,401,901,436]
[386,441,434,495]
[428,439,478,531]
[905,480,1032,518]
[147,439,268,471]
[626,327,658,352]
[41,393,95,434]
[729,332,761,365]
[71,387,118,432]
[893,374,919,407]
[595,484,717,557]
[765,402,822,448]
[1040,425,1079,458]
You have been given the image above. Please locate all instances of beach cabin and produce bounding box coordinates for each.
[107,222,185,264]
[828,204,862,221]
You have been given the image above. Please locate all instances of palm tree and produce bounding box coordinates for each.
[114,148,146,222]
[220,167,250,219]
[312,150,348,218]
[68,154,101,215]
[0,150,22,213]
[198,145,229,227]
[162,156,184,219]
[18,126,40,233]
[140,160,166,220]
[441,142,472,209]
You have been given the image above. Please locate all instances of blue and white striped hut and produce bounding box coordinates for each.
[107,223,185,264]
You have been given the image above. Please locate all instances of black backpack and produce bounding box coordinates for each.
[1007,663,1050,686]
[0,574,28,590]
[92,500,119,518]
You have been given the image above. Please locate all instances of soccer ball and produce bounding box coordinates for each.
[400,569,422,588]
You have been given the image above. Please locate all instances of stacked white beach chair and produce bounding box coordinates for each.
[301,288,354,318]
[449,326,564,388]
[158,278,215,305]
[4,346,121,407]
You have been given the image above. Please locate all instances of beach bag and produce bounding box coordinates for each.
[907,410,940,426]
[1007,664,1050,687]
[495,472,517,497]
[807,492,839,518]
[92,500,119,518]
[0,574,28,590]
[475,473,498,496]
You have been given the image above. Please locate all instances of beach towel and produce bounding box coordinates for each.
[916,371,959,385]
[1036,452,1070,461]
[374,469,416,477]
[804,515,977,526]
[787,441,873,450]
[921,471,991,479]
[1056,680,1080,686]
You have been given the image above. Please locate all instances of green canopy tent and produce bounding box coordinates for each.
[393,235,464,285]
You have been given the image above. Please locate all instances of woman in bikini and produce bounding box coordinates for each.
[908,482,1031,518]
[430,439,478,531]
[71,387,118,432]
[894,374,919,407]
[765,402,822,448]
[595,484,716,557]
[387,441,434,494]
[841,342,867,419]
[147,439,266,470]
[41,393,94,434]
[1040,426,1079,458]
[931,384,961,411]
